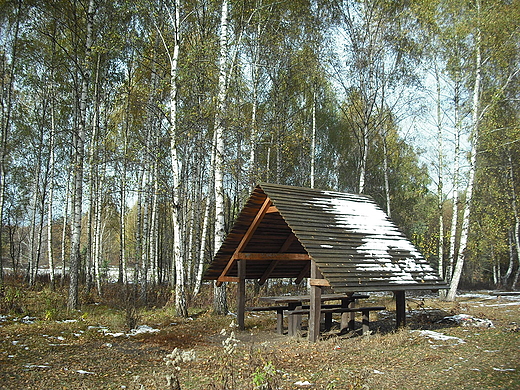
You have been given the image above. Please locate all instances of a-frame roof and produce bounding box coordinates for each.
[203,183,447,292]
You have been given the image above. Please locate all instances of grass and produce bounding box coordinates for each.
[0,282,519,389]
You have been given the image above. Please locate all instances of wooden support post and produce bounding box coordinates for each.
[361,309,370,334]
[308,261,322,342]
[276,308,284,334]
[237,260,246,330]
[395,290,406,329]
[340,293,355,331]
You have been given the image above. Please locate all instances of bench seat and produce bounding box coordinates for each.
[287,306,386,335]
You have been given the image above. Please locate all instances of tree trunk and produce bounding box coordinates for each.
[358,123,369,193]
[509,154,520,290]
[447,76,462,284]
[61,172,71,287]
[310,90,316,189]
[47,101,56,288]
[213,0,229,315]
[503,229,515,287]
[0,0,22,283]
[447,1,481,300]
[435,63,446,297]
[68,0,95,310]
[159,0,188,317]
[382,134,391,217]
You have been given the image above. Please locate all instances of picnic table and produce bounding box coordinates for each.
[248,293,383,336]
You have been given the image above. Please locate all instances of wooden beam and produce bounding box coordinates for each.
[295,262,311,284]
[266,205,279,213]
[217,276,240,283]
[235,253,310,261]
[216,197,272,286]
[258,233,298,285]
[309,278,330,287]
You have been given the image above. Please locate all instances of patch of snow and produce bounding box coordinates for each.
[294,380,313,386]
[483,302,520,308]
[415,330,465,344]
[493,368,516,372]
[441,314,494,328]
[373,370,385,374]
[320,244,333,248]
[24,364,50,369]
[105,332,126,337]
[76,369,95,375]
[128,325,160,336]
[21,316,36,324]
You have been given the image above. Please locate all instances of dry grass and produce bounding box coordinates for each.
[0,283,518,389]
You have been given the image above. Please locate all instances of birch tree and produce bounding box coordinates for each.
[0,0,23,282]
[156,0,188,316]
[213,0,229,315]
[68,0,95,310]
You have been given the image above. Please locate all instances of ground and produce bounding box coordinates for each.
[0,288,519,389]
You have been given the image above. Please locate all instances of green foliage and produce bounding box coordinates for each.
[0,285,24,315]
[252,361,277,390]
[0,0,518,297]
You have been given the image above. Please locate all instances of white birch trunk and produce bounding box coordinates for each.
[161,0,188,317]
[47,106,56,288]
[509,155,520,290]
[93,174,103,295]
[310,90,316,189]
[447,4,481,300]
[193,198,211,296]
[435,64,446,297]
[119,153,128,284]
[503,230,514,287]
[213,0,229,315]
[194,130,216,296]
[28,168,40,285]
[68,0,94,310]
[149,162,159,286]
[358,124,369,193]
[447,81,461,283]
[382,135,391,217]
[61,172,70,286]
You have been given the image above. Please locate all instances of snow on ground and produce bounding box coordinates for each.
[415,330,466,343]
[440,314,494,328]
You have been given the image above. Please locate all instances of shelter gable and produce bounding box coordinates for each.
[203,183,447,292]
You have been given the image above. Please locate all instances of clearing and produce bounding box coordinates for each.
[0,287,519,389]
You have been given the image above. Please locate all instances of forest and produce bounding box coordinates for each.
[0,0,519,317]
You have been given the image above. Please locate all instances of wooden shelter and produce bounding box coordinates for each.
[204,183,447,341]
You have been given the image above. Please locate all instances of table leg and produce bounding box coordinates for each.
[361,309,369,334]
[287,302,300,336]
[324,312,332,331]
[276,308,284,334]
[340,298,355,331]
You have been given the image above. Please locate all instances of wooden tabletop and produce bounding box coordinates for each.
[259,293,369,304]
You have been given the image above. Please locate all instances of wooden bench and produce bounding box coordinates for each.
[287,306,386,335]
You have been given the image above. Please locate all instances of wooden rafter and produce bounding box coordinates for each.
[217,197,272,286]
[295,261,311,284]
[235,253,309,261]
[259,233,299,285]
